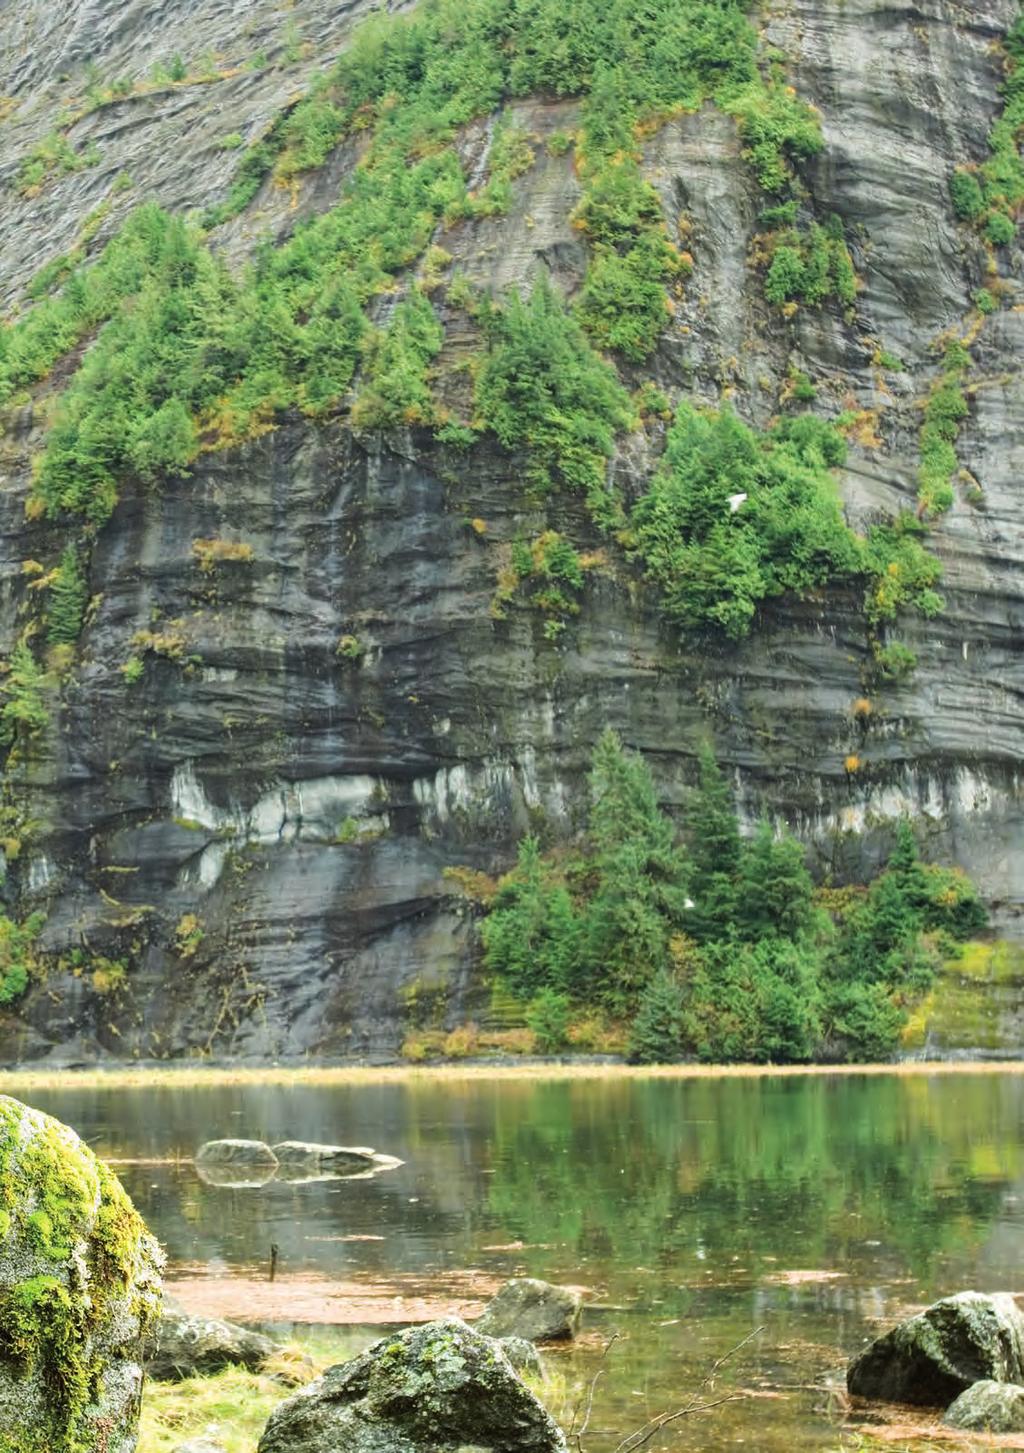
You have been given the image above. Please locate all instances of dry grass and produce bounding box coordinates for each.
[2,1060,1024,1094]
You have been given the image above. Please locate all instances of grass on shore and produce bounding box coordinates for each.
[2,1059,1024,1094]
[138,1338,576,1453]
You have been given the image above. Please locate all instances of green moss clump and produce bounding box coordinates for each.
[0,1097,161,1453]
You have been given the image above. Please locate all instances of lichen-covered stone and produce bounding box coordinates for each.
[147,1311,280,1382]
[0,1094,163,1453]
[256,1317,566,1453]
[847,1292,1024,1407]
[476,1279,582,1343]
[944,1379,1024,1432]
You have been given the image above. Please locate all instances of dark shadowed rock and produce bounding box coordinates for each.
[147,1311,281,1382]
[0,1095,162,1453]
[476,1278,582,1343]
[256,1317,566,1453]
[944,1380,1024,1432]
[847,1292,1024,1406]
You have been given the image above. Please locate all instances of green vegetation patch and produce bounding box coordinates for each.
[917,337,971,517]
[948,13,1024,245]
[479,731,986,1064]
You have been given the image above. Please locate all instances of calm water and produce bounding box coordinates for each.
[19,1073,1024,1450]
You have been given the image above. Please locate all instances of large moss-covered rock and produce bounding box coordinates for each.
[476,1278,582,1343]
[847,1292,1024,1407]
[944,1379,1024,1432]
[0,1094,163,1453]
[256,1317,566,1453]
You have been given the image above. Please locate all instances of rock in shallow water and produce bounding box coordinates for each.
[0,1094,163,1453]
[271,1142,403,1173]
[195,1139,279,1167]
[944,1379,1024,1432]
[847,1292,1024,1406]
[476,1278,582,1343]
[256,1317,566,1453]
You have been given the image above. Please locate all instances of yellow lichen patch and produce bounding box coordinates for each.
[191,538,255,573]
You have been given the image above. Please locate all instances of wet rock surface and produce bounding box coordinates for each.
[0,0,1021,1063]
[0,1095,162,1453]
[256,1317,566,1453]
[476,1279,583,1343]
[847,1292,1024,1407]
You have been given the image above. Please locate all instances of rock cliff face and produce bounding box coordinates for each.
[0,0,1021,1061]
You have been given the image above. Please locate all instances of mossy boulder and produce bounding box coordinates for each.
[0,1094,163,1453]
[256,1317,566,1453]
[944,1379,1024,1432]
[847,1292,1024,1407]
[475,1278,582,1343]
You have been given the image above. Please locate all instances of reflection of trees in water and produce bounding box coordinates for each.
[484,1077,1024,1290]
[22,1075,1024,1302]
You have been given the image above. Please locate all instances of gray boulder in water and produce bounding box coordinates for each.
[256,1317,566,1453]
[195,1139,279,1167]
[476,1278,582,1343]
[271,1142,403,1174]
[944,1379,1024,1432]
[0,1095,163,1453]
[847,1292,1024,1406]
[147,1310,281,1382]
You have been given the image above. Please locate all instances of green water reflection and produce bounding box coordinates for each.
[17,1072,1024,1450]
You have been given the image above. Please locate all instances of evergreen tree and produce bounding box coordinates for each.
[481,837,580,998]
[735,821,815,942]
[579,730,692,1004]
[685,740,740,939]
[47,544,88,646]
[627,970,687,1063]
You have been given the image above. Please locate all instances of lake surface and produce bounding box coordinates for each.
[19,1072,1024,1450]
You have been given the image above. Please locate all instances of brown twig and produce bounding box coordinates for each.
[569,1333,620,1450]
[594,1325,765,1453]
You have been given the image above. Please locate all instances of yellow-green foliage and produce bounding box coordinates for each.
[0,1098,159,1452]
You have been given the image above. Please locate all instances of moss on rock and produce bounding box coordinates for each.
[0,1095,163,1453]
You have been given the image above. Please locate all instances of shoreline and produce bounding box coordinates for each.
[2,1056,1024,1091]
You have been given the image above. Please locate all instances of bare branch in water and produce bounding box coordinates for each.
[575,1325,765,1453]
[569,1333,620,1451]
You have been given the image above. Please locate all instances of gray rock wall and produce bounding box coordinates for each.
[0,0,1021,1061]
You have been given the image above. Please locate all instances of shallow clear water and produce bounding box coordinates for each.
[20,1072,1024,1450]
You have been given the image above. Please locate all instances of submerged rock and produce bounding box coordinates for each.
[944,1379,1024,1432]
[256,1317,566,1453]
[476,1278,582,1343]
[0,1094,163,1453]
[172,1441,229,1453]
[847,1292,1024,1406]
[147,1310,280,1382]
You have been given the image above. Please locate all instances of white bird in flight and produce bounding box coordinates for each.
[727,492,748,513]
